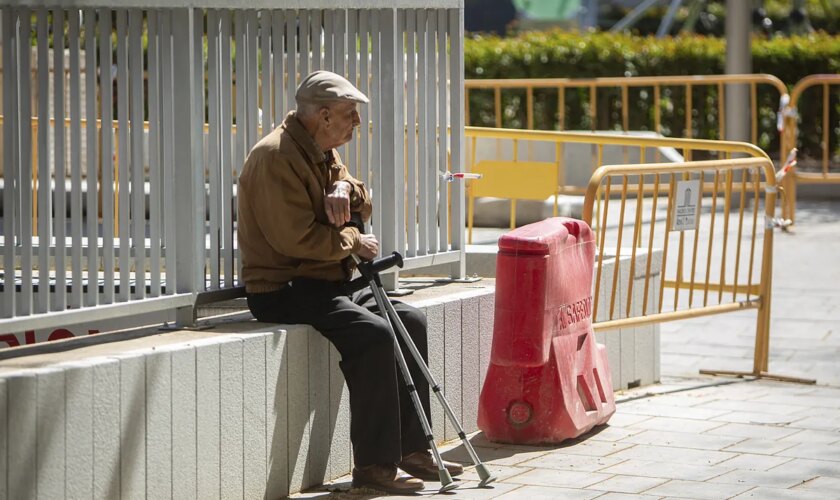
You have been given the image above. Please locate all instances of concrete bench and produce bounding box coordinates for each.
[0,283,496,499]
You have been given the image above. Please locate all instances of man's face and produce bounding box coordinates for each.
[321,100,361,150]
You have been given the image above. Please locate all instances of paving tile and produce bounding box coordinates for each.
[768,458,840,479]
[586,425,645,442]
[517,453,626,472]
[776,442,840,461]
[644,479,753,499]
[621,429,743,451]
[703,422,800,440]
[695,399,809,416]
[722,438,799,455]
[504,468,613,489]
[495,485,602,499]
[585,475,667,494]
[599,458,732,482]
[731,486,830,499]
[708,468,817,488]
[716,454,793,472]
[627,416,725,434]
[785,416,840,432]
[456,464,532,483]
[608,444,738,466]
[479,448,554,467]
[792,476,840,496]
[754,393,840,410]
[607,413,654,427]
[708,410,806,426]
[618,402,730,420]
[595,494,662,500]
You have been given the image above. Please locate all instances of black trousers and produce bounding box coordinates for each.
[247,278,432,466]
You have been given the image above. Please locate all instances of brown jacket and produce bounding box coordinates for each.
[237,112,372,293]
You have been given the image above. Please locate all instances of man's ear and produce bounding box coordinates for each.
[319,106,331,125]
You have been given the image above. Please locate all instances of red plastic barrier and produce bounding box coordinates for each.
[478,217,616,444]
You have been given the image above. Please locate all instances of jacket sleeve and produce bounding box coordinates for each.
[332,149,373,222]
[245,150,361,261]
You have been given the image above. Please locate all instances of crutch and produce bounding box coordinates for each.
[347,250,497,491]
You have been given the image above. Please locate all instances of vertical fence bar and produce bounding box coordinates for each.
[359,12,370,187]
[416,9,428,255]
[116,10,130,301]
[161,10,176,293]
[592,177,612,322]
[221,10,234,287]
[2,7,19,317]
[260,10,271,137]
[148,10,162,297]
[626,176,644,317]
[272,10,285,131]
[425,11,437,253]
[642,174,660,315]
[54,8,67,310]
[687,171,703,306]
[247,10,259,147]
[311,10,322,71]
[750,83,758,146]
[747,168,760,296]
[299,10,310,81]
[194,5,207,291]
[370,10,382,237]
[658,175,676,313]
[100,8,115,302]
[823,84,830,175]
[609,176,628,320]
[324,9,335,71]
[347,10,359,177]
[395,9,406,255]
[235,11,247,174]
[378,8,397,256]
[449,6,466,271]
[285,9,297,115]
[173,7,203,321]
[717,82,725,140]
[732,167,748,300]
[83,8,99,306]
[436,9,448,252]
[68,10,83,309]
[718,170,733,302]
[19,6,33,316]
[36,8,50,313]
[703,170,720,306]
[208,10,221,289]
[129,9,145,299]
[406,10,417,258]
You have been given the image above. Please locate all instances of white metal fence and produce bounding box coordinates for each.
[0,0,466,337]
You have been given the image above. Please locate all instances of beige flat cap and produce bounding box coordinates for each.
[295,70,369,104]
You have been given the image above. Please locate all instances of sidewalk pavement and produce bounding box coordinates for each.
[292,201,840,500]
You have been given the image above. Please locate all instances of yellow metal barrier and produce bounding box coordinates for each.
[581,156,811,383]
[465,73,788,161]
[465,126,770,243]
[781,74,840,223]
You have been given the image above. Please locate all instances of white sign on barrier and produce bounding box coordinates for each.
[672,179,701,232]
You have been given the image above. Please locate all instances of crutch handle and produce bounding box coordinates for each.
[344,251,404,294]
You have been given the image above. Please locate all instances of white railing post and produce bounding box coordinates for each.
[172,7,203,325]
[448,5,467,279]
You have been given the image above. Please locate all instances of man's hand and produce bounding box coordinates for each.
[325,180,353,227]
[357,234,379,261]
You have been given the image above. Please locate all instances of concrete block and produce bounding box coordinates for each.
[220,338,244,499]
[118,353,146,500]
[36,368,65,500]
[308,329,331,487]
[265,329,289,498]
[64,362,94,500]
[633,283,656,387]
[145,349,172,500]
[423,302,446,443]
[328,343,351,480]
[0,378,6,500]
[242,333,268,499]
[596,258,622,390]
[478,294,494,397]
[287,327,311,494]
[443,300,463,440]
[92,360,121,500]
[195,340,221,500]
[171,346,197,500]
[8,374,37,500]
[461,295,481,434]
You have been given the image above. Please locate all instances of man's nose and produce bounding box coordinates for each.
[352,110,361,126]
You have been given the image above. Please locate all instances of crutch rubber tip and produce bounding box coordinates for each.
[437,470,458,493]
[475,464,497,487]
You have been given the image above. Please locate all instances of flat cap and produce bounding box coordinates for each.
[295,70,369,104]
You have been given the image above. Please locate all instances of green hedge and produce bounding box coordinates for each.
[464,31,840,160]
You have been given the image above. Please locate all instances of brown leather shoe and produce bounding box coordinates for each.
[351,463,425,495]
[398,451,465,481]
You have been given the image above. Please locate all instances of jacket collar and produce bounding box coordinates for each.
[283,111,333,167]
